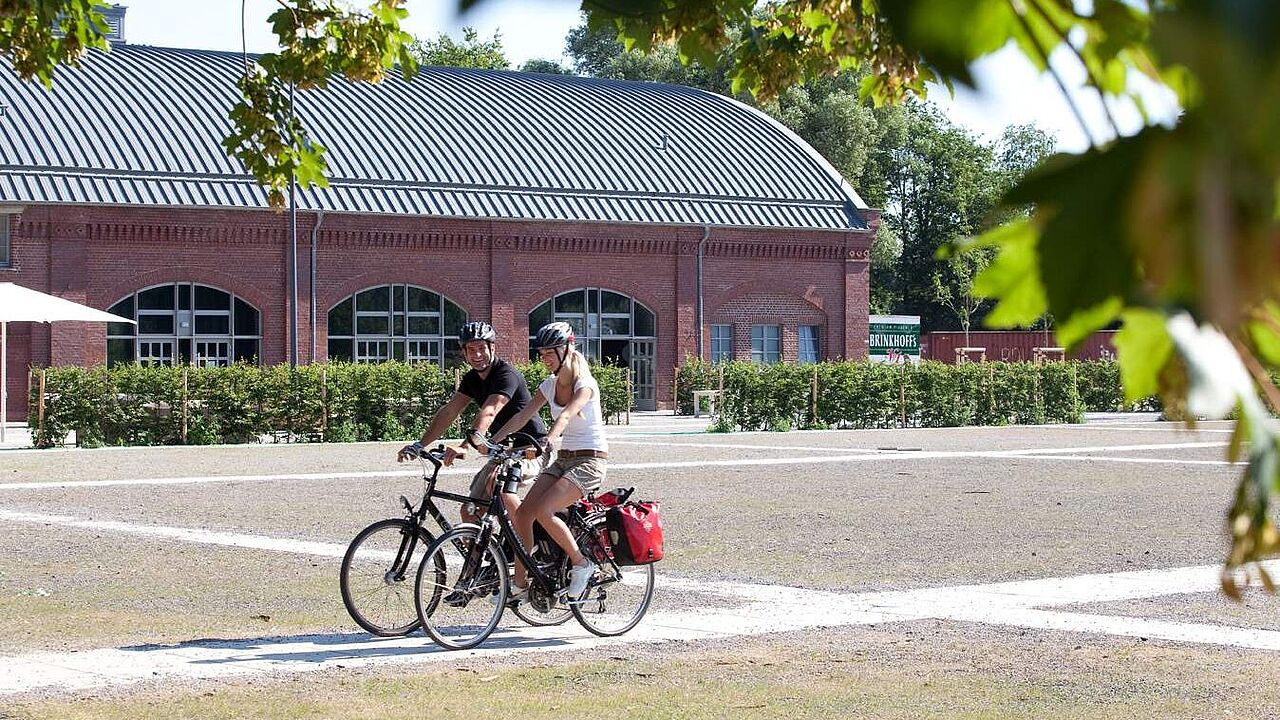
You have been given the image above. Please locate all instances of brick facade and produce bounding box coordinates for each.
[2,204,876,420]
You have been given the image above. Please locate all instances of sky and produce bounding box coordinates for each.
[114,0,1179,155]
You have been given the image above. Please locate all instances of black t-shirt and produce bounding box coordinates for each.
[457,358,547,441]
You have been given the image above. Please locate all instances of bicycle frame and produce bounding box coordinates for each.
[385,447,489,581]
[459,437,611,605]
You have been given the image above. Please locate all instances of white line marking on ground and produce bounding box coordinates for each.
[608,439,887,452]
[1051,425,1235,434]
[1005,455,1241,466]
[0,509,351,557]
[2,560,1276,696]
[0,441,1231,490]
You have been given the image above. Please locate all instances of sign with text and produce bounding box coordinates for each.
[869,315,921,364]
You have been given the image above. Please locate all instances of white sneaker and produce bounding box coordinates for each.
[567,561,596,598]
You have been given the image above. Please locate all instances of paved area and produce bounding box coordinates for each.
[2,561,1277,695]
[1,413,1275,708]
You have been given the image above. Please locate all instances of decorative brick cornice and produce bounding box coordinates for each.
[505,236,678,255]
[89,223,282,245]
[326,230,486,252]
[707,241,846,261]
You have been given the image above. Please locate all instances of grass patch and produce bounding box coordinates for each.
[11,628,1277,720]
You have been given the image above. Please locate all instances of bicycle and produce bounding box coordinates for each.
[339,443,571,636]
[413,433,656,650]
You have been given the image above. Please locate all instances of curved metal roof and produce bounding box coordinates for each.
[0,44,868,230]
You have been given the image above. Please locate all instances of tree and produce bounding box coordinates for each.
[409,26,507,69]
[872,102,1000,330]
[518,58,572,75]
[869,221,901,315]
[932,247,996,345]
[586,0,1280,592]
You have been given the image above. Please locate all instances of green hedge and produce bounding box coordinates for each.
[28,361,631,448]
[675,358,1102,431]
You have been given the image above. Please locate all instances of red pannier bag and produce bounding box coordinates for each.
[605,499,664,565]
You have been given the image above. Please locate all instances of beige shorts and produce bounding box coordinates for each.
[468,456,545,500]
[542,456,606,496]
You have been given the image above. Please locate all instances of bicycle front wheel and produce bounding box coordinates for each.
[571,562,655,637]
[415,526,508,650]
[340,518,435,636]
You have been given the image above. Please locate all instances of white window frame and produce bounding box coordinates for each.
[710,324,732,362]
[751,324,781,363]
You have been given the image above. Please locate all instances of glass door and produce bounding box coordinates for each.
[629,339,655,411]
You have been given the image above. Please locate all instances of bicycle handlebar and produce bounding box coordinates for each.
[406,443,446,468]
[477,431,544,462]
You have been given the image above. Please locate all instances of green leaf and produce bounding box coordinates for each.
[1054,296,1123,349]
[1247,301,1280,366]
[1114,307,1173,403]
[972,218,1048,327]
[1007,135,1150,332]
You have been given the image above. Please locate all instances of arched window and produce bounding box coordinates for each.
[529,288,657,409]
[106,283,261,367]
[327,284,466,365]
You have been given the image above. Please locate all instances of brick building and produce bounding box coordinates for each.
[0,38,876,418]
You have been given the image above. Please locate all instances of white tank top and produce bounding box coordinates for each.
[539,374,608,452]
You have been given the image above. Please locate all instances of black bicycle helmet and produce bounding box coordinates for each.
[534,321,575,350]
[459,320,496,344]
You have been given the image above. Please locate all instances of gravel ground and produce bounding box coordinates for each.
[0,417,1272,713]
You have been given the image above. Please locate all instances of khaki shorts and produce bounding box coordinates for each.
[542,456,606,496]
[468,456,545,500]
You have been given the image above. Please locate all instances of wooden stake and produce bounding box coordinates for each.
[673,365,679,415]
[181,367,188,444]
[320,365,328,434]
[810,364,818,426]
[37,369,46,442]
[899,361,907,428]
[625,368,633,425]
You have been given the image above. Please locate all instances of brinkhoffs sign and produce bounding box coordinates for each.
[869,315,920,364]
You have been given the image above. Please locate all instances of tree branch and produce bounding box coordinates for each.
[1024,0,1121,138]
[1007,0,1099,148]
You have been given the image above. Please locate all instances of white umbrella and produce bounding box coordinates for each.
[0,282,136,443]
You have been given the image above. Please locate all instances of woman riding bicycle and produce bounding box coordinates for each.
[490,321,607,602]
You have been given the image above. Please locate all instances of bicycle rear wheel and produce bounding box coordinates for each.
[571,562,655,637]
[415,526,508,650]
[340,518,435,636]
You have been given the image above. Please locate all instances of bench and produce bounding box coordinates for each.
[691,389,722,417]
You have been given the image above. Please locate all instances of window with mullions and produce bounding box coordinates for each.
[327,284,466,366]
[106,283,261,367]
[750,324,780,363]
[798,325,821,364]
[710,324,731,362]
[527,288,656,363]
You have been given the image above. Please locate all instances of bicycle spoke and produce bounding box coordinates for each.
[341,519,430,637]
[416,526,507,650]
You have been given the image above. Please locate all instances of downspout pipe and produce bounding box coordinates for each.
[310,208,325,363]
[696,224,709,359]
[287,84,298,369]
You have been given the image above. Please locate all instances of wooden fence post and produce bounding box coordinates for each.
[672,366,679,415]
[320,365,328,435]
[181,367,188,444]
[37,369,46,442]
[810,364,818,426]
[899,361,907,428]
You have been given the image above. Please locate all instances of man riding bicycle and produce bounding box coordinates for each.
[396,321,547,523]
